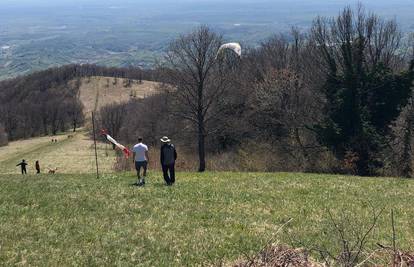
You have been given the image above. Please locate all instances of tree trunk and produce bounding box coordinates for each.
[401,107,413,177]
[198,122,206,172]
[355,148,370,176]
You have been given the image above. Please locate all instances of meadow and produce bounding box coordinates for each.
[0,131,117,175]
[0,171,413,266]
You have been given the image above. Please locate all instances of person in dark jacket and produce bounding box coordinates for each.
[16,159,28,175]
[160,136,177,185]
[35,160,41,174]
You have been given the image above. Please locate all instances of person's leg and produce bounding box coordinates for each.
[169,164,175,184]
[162,164,171,185]
[135,162,141,183]
[141,161,147,184]
[23,168,26,175]
[143,161,147,177]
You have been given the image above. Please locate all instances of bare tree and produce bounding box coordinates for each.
[67,99,84,132]
[98,103,126,149]
[164,26,230,172]
[0,123,8,147]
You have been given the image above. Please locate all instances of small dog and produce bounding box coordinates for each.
[48,168,58,174]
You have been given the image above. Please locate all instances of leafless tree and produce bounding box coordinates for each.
[164,26,231,172]
[98,103,126,149]
[387,98,414,178]
[310,4,404,77]
[67,100,84,132]
[0,123,8,146]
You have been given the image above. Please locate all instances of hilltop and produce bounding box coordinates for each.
[78,76,159,115]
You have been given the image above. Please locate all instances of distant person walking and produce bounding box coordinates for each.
[35,160,41,174]
[160,136,177,186]
[132,137,149,186]
[16,159,28,175]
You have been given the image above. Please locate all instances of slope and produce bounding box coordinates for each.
[0,130,117,174]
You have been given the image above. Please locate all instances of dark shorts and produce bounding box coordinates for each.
[135,161,148,170]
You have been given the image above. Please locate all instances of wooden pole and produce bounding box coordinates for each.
[92,112,99,179]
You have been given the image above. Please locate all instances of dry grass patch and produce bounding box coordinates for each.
[78,76,160,115]
[0,131,116,174]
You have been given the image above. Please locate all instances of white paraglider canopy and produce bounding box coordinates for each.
[217,42,242,57]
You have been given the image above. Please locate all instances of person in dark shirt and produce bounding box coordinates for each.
[160,136,177,186]
[35,160,41,174]
[16,159,28,175]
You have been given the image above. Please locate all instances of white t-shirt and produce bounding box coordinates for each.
[132,143,148,162]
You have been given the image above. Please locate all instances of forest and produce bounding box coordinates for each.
[0,64,155,141]
[1,6,413,177]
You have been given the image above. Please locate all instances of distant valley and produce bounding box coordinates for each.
[1,0,413,80]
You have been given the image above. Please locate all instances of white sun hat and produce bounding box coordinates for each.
[160,136,171,143]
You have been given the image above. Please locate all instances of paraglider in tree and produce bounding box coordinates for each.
[217,42,242,58]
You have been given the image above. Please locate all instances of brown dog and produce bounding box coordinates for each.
[48,168,58,174]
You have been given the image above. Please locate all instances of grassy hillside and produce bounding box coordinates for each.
[0,171,413,266]
[78,76,159,115]
[0,131,117,174]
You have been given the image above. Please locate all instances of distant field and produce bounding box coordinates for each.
[78,77,159,114]
[1,0,413,80]
[0,131,117,175]
[0,172,413,266]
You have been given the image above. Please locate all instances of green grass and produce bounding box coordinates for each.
[0,172,413,266]
[0,131,117,174]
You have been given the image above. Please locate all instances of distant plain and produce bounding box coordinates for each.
[1,0,413,79]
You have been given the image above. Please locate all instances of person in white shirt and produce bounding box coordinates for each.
[132,137,149,186]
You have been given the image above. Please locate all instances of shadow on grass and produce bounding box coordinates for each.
[128,181,172,188]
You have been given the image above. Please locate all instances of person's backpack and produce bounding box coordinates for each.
[162,144,176,165]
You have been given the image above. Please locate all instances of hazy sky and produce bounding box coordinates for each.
[2,0,413,5]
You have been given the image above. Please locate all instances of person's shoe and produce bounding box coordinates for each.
[134,180,145,186]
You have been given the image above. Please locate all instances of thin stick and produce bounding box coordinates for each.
[391,209,397,266]
[92,112,99,179]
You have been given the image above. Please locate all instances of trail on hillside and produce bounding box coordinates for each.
[93,78,100,113]
[0,131,117,174]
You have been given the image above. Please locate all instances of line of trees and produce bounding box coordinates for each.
[0,64,157,142]
[100,6,413,177]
